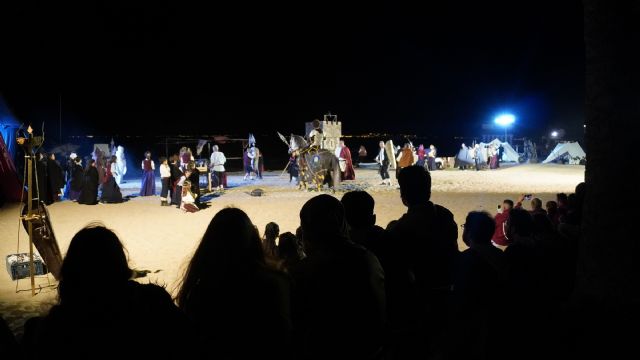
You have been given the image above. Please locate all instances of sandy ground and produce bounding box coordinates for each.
[0,163,584,336]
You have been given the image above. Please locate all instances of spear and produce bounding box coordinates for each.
[280,160,291,177]
[277,132,290,147]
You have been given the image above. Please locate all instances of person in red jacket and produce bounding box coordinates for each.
[492,199,514,247]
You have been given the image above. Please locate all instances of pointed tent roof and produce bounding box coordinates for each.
[0,95,21,160]
[488,138,520,162]
[0,95,23,202]
[0,129,22,202]
[543,141,586,164]
[478,138,520,162]
[0,96,20,127]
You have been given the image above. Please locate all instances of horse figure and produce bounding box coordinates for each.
[289,134,341,191]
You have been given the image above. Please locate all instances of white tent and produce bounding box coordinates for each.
[543,141,586,164]
[488,138,519,162]
[478,138,520,163]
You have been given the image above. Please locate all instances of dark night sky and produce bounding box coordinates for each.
[1,1,585,140]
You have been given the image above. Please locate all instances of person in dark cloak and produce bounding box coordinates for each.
[78,159,99,205]
[47,153,65,202]
[63,154,76,199]
[101,156,123,203]
[36,152,50,204]
[68,157,84,201]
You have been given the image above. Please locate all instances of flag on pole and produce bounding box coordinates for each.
[196,139,208,155]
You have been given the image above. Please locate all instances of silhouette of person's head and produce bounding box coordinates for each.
[277,231,301,261]
[341,191,376,229]
[264,222,280,240]
[503,199,514,210]
[397,165,432,207]
[177,208,264,310]
[505,208,534,240]
[300,194,349,254]
[462,211,495,247]
[530,198,543,211]
[262,222,280,256]
[59,223,131,304]
[556,193,568,207]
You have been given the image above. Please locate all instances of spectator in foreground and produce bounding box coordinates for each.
[277,231,305,273]
[384,165,458,359]
[449,211,506,359]
[262,222,280,259]
[24,224,191,358]
[176,208,291,358]
[293,194,386,359]
[341,190,385,258]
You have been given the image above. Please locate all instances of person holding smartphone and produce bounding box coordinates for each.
[492,199,515,247]
[515,194,532,208]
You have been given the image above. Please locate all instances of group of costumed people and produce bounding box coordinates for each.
[394,142,438,173]
[155,146,224,213]
[14,125,129,206]
[18,145,127,206]
[158,145,226,213]
[14,125,85,205]
[374,141,438,186]
[74,144,226,213]
[395,142,438,173]
[68,145,127,205]
[456,142,503,171]
[15,125,226,213]
[396,142,438,171]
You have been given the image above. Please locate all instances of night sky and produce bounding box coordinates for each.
[1,2,585,140]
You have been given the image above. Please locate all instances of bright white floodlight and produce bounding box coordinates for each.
[494,114,516,126]
[494,113,515,142]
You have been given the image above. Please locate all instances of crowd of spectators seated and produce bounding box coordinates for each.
[1,165,586,359]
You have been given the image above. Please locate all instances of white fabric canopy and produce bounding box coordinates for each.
[543,142,586,164]
[477,139,520,163]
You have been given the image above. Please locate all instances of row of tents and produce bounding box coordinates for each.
[456,138,521,165]
[479,138,587,164]
[457,138,586,165]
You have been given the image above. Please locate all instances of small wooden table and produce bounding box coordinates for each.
[196,166,212,192]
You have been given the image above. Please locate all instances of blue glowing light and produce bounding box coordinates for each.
[494,114,516,127]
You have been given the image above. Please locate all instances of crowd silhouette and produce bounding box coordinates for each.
[1,165,586,359]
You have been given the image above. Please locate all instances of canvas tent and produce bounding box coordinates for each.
[488,138,519,162]
[0,96,23,203]
[477,138,520,163]
[1,95,21,160]
[543,141,586,164]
